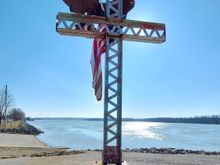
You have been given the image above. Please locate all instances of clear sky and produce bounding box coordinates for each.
[0,0,220,118]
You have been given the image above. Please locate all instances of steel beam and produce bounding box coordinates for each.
[56,12,166,43]
[102,0,123,164]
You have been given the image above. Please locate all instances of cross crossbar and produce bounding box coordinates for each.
[56,12,166,43]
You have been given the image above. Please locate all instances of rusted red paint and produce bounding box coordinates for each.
[103,146,121,164]
[63,0,135,16]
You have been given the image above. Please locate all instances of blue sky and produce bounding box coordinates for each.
[0,0,220,118]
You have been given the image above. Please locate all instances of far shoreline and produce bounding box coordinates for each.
[29,116,220,125]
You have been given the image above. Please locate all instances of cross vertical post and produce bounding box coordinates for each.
[103,0,123,164]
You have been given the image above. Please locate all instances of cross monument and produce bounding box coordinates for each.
[56,0,166,164]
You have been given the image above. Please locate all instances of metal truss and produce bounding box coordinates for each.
[102,38,122,165]
[56,12,166,43]
[103,0,123,164]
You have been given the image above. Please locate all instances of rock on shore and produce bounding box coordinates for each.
[123,147,220,155]
[0,120,43,135]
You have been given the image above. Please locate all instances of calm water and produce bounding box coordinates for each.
[29,119,220,151]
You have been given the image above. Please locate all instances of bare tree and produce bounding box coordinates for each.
[8,108,26,121]
[0,85,13,125]
[0,89,4,125]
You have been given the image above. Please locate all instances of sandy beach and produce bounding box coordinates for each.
[0,133,220,165]
[0,133,47,147]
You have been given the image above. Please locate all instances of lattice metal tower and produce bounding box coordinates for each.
[56,0,166,164]
[103,0,123,164]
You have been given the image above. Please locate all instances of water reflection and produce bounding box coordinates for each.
[123,122,164,140]
[30,120,220,151]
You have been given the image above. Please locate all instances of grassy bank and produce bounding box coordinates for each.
[0,120,23,129]
[0,120,42,135]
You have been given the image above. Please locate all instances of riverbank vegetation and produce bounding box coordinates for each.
[123,115,220,124]
[0,120,43,135]
[31,115,220,125]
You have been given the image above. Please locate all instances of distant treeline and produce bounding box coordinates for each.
[85,116,220,124]
[30,115,220,125]
[122,115,220,125]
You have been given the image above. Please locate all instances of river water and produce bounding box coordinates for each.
[29,119,220,151]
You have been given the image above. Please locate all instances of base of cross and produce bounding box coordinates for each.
[94,161,129,165]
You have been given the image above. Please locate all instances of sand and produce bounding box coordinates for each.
[0,151,220,165]
[0,133,47,147]
[0,133,69,160]
[0,133,220,165]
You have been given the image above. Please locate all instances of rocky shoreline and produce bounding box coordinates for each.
[9,148,220,159]
[122,147,220,155]
[92,147,220,155]
[0,121,43,135]
[29,150,85,158]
